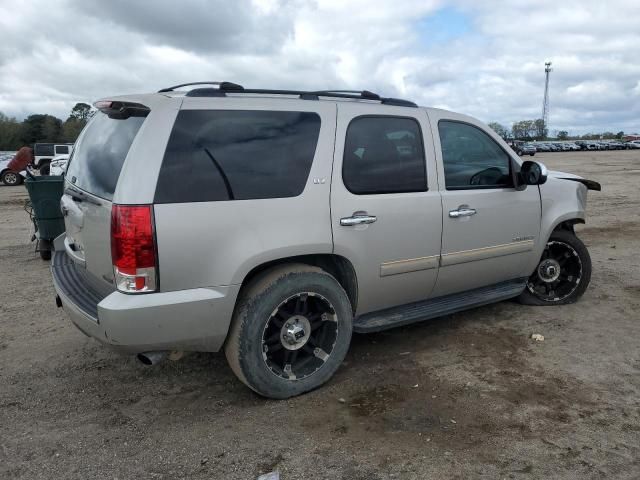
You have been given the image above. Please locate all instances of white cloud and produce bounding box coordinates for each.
[0,0,638,134]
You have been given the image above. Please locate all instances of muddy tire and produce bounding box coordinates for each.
[224,264,353,399]
[518,229,591,305]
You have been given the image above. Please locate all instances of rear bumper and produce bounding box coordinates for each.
[51,250,240,353]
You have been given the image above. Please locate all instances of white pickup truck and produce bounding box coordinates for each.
[33,143,73,175]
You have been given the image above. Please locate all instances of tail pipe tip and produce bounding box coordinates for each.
[137,351,168,366]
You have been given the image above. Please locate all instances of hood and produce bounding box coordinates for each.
[548,170,601,191]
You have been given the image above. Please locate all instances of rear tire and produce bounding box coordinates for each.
[225,264,353,399]
[518,229,591,305]
[39,162,50,175]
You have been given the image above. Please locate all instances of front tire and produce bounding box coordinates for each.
[225,264,353,399]
[1,170,22,186]
[518,229,591,305]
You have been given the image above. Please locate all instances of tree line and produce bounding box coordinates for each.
[0,103,92,151]
[488,119,627,141]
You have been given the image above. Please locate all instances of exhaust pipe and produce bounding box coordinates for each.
[137,351,168,366]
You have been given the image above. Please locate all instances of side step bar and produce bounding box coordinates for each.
[353,278,527,333]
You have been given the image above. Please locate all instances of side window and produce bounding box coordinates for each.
[155,110,321,203]
[56,145,69,154]
[343,116,427,194]
[438,121,513,190]
[35,144,54,156]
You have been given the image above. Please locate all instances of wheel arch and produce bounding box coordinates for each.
[552,218,585,234]
[238,254,358,313]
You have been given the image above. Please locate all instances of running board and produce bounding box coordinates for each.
[353,278,527,333]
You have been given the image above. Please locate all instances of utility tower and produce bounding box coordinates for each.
[541,61,552,138]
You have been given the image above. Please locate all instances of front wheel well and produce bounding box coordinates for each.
[239,254,358,313]
[553,218,585,234]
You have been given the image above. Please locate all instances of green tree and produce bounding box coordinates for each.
[0,112,24,150]
[512,120,537,140]
[69,102,92,121]
[534,119,547,139]
[61,118,85,143]
[615,131,624,139]
[557,130,569,140]
[488,122,509,139]
[21,114,63,144]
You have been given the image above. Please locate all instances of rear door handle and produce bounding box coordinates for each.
[449,206,477,218]
[340,212,377,226]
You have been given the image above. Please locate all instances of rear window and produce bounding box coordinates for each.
[55,145,69,154]
[66,112,146,200]
[154,110,321,203]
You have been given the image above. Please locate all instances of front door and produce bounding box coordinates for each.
[427,111,541,297]
[331,104,443,315]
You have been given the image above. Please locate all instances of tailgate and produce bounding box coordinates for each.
[62,104,149,292]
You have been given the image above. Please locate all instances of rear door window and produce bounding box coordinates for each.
[155,110,321,203]
[55,145,69,154]
[66,112,146,200]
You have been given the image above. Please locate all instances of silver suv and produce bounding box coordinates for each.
[51,82,601,398]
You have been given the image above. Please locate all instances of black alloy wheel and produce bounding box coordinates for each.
[526,240,583,302]
[262,292,338,381]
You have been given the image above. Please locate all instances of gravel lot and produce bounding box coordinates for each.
[1,151,639,479]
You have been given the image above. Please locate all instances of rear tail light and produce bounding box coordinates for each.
[111,204,158,293]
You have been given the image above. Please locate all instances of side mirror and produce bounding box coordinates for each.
[519,160,548,186]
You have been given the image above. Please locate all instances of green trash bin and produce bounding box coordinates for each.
[24,175,66,241]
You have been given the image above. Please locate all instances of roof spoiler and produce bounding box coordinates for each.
[93,100,150,119]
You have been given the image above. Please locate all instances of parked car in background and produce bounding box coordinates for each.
[625,141,640,149]
[49,154,70,176]
[515,143,536,156]
[0,154,26,186]
[33,143,73,175]
[51,82,600,398]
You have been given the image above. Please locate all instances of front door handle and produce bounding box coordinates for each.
[340,212,377,226]
[449,206,477,218]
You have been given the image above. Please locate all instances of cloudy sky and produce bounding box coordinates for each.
[1,0,638,134]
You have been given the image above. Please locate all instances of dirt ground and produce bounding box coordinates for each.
[1,151,639,479]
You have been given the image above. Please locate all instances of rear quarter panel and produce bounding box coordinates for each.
[153,98,337,291]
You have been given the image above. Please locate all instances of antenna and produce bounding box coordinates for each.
[541,62,553,139]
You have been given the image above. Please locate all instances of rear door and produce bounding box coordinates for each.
[427,110,541,297]
[331,105,442,315]
[61,107,149,295]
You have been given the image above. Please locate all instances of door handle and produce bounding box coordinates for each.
[340,212,377,226]
[449,206,477,218]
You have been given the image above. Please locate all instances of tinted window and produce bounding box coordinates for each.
[66,112,146,200]
[343,116,426,194]
[438,121,513,189]
[55,145,69,154]
[35,144,54,156]
[155,110,321,203]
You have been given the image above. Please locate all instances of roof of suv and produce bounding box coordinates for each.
[153,81,420,108]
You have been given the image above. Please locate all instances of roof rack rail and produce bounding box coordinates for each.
[159,81,417,107]
[158,81,244,93]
